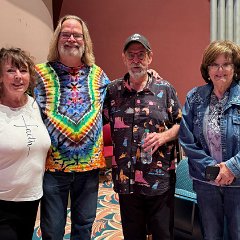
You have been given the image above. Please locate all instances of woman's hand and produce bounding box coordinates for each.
[215,162,235,186]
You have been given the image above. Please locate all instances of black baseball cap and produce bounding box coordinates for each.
[123,33,151,52]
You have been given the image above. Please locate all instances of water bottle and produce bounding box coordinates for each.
[141,129,152,164]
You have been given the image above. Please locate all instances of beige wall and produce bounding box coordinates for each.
[0,0,53,63]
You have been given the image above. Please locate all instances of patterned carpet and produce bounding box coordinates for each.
[33,181,123,240]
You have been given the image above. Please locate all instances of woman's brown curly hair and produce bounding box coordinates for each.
[0,47,36,97]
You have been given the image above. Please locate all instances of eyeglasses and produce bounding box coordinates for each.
[60,32,84,40]
[125,51,147,60]
[208,63,234,71]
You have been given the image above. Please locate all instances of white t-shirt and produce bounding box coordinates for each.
[0,95,51,201]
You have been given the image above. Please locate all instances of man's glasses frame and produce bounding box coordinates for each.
[59,32,84,40]
[125,51,148,61]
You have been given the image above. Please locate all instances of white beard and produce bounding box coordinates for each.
[129,70,146,79]
[59,44,85,58]
[129,64,147,79]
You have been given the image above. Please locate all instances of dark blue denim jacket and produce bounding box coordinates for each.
[179,81,240,186]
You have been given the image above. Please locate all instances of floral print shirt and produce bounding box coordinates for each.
[203,91,229,163]
[104,73,182,195]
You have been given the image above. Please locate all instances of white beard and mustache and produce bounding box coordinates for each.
[59,43,85,58]
[129,63,148,79]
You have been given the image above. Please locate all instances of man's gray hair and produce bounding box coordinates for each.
[47,15,95,66]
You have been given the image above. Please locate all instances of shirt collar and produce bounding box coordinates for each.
[122,72,155,95]
[53,61,86,76]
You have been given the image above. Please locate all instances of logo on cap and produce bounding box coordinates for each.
[130,34,142,41]
[123,33,151,52]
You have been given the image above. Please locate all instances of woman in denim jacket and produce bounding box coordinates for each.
[179,40,240,240]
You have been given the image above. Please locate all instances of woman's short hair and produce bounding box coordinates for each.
[201,40,240,83]
[47,14,95,66]
[0,47,36,97]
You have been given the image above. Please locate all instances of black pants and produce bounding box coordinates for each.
[118,189,175,240]
[0,199,40,240]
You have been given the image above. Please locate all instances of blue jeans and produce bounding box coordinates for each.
[40,169,100,240]
[193,181,240,240]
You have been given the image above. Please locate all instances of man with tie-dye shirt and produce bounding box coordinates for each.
[35,15,110,239]
[104,33,182,240]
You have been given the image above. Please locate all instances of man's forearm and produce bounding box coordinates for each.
[160,124,180,144]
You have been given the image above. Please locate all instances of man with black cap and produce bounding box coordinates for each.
[103,33,182,240]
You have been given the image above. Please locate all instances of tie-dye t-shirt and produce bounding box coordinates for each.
[104,73,182,195]
[35,61,110,172]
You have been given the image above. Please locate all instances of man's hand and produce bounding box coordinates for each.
[215,162,235,186]
[142,125,179,154]
[147,69,163,79]
[142,132,167,153]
